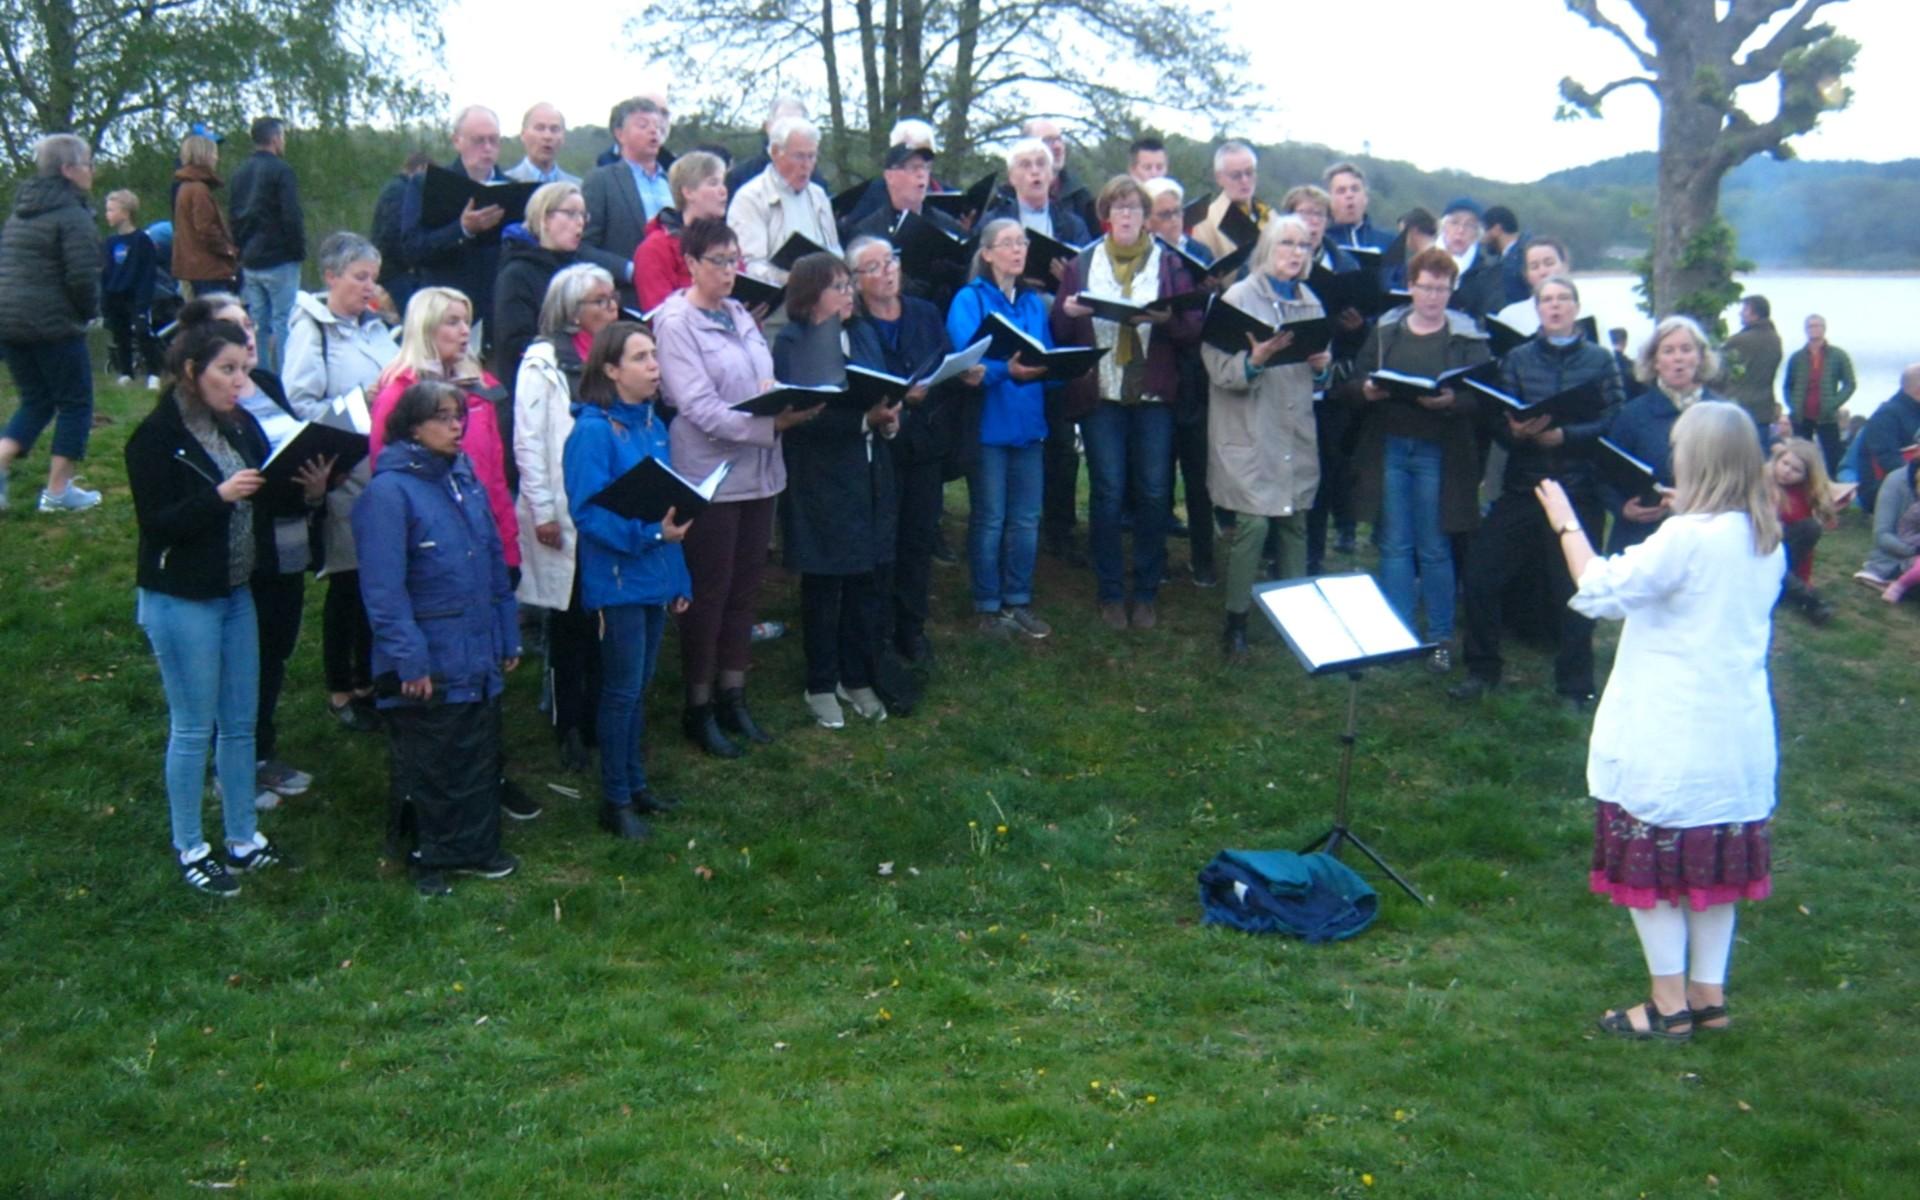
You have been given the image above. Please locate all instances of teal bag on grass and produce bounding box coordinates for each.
[1197,849,1379,942]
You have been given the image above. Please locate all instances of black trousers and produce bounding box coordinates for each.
[1305,400,1356,571]
[1461,490,1604,695]
[547,570,602,745]
[1792,419,1844,478]
[1171,409,1215,574]
[800,571,882,694]
[385,698,502,869]
[102,293,163,377]
[888,453,945,649]
[1042,400,1080,544]
[322,571,374,694]
[250,571,306,762]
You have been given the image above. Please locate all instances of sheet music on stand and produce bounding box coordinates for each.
[1255,574,1429,674]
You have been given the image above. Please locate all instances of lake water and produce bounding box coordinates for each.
[1573,271,1919,422]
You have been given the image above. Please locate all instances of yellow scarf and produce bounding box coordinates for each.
[1105,233,1151,367]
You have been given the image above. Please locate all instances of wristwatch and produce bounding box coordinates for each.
[1557,520,1582,536]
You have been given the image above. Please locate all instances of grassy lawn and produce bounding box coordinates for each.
[3,379,1915,1198]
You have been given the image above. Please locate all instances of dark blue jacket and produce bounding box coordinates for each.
[1328,215,1393,254]
[979,197,1091,247]
[847,296,965,464]
[1197,849,1378,943]
[354,440,519,707]
[1601,387,1729,552]
[1492,334,1625,497]
[562,400,693,610]
[400,159,507,332]
[101,230,158,310]
[1859,391,1920,511]
[946,276,1055,447]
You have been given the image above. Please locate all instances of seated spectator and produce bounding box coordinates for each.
[1769,437,1840,624]
[354,379,522,896]
[774,252,898,727]
[1858,457,1919,597]
[1856,365,1920,512]
[730,116,841,290]
[632,151,729,313]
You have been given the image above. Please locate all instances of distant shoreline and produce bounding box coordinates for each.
[1580,268,1920,279]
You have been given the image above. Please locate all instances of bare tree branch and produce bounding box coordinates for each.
[1727,0,1846,85]
[1562,0,1658,71]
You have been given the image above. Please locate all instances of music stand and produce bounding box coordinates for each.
[1253,574,1431,905]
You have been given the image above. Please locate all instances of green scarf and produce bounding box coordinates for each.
[1105,233,1151,367]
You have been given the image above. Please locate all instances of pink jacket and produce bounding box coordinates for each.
[370,368,521,567]
[653,290,786,503]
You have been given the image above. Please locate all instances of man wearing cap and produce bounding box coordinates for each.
[842,118,944,231]
[845,143,966,308]
[1438,198,1502,320]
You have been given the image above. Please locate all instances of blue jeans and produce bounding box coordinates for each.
[966,442,1043,611]
[241,261,302,374]
[1377,435,1454,640]
[2,336,94,460]
[1083,400,1173,603]
[137,587,260,852]
[596,602,667,807]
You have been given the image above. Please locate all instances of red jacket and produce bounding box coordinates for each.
[632,213,690,313]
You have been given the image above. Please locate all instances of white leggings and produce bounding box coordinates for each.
[1627,901,1738,985]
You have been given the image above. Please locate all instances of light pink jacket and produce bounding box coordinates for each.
[653,291,786,503]
[370,367,522,567]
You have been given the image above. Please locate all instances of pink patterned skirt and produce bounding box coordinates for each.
[1589,800,1773,911]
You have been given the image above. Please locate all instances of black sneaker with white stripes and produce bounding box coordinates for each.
[453,851,520,880]
[226,834,291,873]
[180,850,240,896]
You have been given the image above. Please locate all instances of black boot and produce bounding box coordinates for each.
[716,687,774,745]
[598,802,652,840]
[558,727,592,773]
[1222,612,1250,665]
[682,703,742,759]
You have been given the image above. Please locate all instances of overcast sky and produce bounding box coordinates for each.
[435,0,1912,182]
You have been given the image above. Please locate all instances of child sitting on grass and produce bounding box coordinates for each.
[1769,437,1842,624]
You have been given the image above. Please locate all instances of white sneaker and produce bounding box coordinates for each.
[835,683,887,722]
[116,374,133,386]
[145,375,161,391]
[38,483,102,513]
[804,690,845,729]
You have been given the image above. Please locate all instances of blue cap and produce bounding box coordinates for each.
[188,121,225,143]
[1440,196,1482,219]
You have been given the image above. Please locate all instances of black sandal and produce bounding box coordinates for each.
[1692,1003,1731,1032]
[1598,1000,1693,1042]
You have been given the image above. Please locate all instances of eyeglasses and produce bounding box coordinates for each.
[428,409,466,426]
[988,236,1030,251]
[1409,282,1452,296]
[829,279,855,294]
[552,207,588,221]
[696,254,739,269]
[584,293,618,307]
[1108,203,1144,216]
[1220,168,1256,182]
[1274,239,1314,252]
[852,254,901,277]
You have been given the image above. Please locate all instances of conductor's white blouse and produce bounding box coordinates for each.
[1569,511,1786,829]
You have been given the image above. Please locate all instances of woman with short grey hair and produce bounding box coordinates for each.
[285,229,400,732]
[515,263,619,770]
[0,131,102,512]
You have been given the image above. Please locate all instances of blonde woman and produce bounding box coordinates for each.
[492,180,592,384]
[171,133,239,294]
[1199,213,1330,662]
[1602,315,1725,553]
[1538,401,1784,1041]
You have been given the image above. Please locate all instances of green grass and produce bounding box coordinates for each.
[3,379,1917,1198]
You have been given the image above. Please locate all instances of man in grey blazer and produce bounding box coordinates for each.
[582,96,669,276]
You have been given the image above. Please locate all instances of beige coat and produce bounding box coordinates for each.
[1201,275,1323,517]
[1189,192,1269,263]
[727,165,842,286]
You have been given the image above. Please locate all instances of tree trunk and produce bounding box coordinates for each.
[1652,94,1728,319]
[819,0,852,180]
[40,0,79,132]
[898,0,926,118]
[943,0,980,159]
[854,0,886,163]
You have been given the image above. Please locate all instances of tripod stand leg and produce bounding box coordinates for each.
[1301,825,1347,857]
[1339,828,1427,906]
